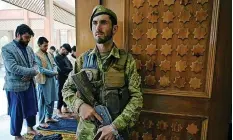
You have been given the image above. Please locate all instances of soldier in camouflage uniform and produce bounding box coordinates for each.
[62,5,143,140]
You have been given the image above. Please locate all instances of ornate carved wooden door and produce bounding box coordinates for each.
[126,0,218,139]
[75,0,231,139]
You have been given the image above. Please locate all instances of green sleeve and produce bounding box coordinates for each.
[112,54,143,131]
[62,53,85,113]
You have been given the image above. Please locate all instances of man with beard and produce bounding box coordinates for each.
[1,24,40,140]
[62,5,143,140]
[35,37,59,129]
[54,44,73,117]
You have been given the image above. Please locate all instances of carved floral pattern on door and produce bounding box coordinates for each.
[130,111,205,140]
[160,44,172,56]
[162,10,175,23]
[130,0,212,92]
[147,11,159,23]
[161,27,174,40]
[160,60,171,72]
[132,11,144,24]
[132,0,145,8]
[146,44,157,55]
[195,8,208,23]
[163,0,175,6]
[176,44,188,56]
[148,0,160,7]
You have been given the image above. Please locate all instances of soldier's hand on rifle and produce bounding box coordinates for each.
[97,125,116,140]
[79,103,103,122]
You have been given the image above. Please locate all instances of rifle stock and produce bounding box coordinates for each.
[71,71,124,140]
[71,71,97,106]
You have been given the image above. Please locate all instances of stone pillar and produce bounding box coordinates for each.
[71,29,76,46]
[44,0,54,46]
[23,9,33,47]
[67,30,72,46]
[23,9,29,25]
[56,29,61,49]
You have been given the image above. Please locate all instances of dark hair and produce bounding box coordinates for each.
[61,43,72,53]
[50,46,56,51]
[15,24,34,37]
[72,46,76,52]
[37,37,49,46]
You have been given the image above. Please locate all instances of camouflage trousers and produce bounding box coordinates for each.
[76,118,96,140]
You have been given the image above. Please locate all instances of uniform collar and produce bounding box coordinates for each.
[88,43,120,59]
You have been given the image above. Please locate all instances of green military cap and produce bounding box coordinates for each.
[90,5,117,30]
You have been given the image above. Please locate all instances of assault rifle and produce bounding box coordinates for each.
[71,71,123,140]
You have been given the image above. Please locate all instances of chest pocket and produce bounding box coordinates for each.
[103,67,125,88]
[102,67,128,118]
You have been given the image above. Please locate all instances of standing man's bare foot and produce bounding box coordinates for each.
[27,127,41,135]
[62,106,70,113]
[57,112,69,118]
[57,109,69,118]
[46,118,58,123]
[15,136,25,140]
[38,123,50,129]
[57,109,62,115]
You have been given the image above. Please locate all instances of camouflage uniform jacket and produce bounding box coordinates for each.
[62,45,143,139]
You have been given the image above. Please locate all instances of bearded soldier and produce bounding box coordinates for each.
[62,5,143,140]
